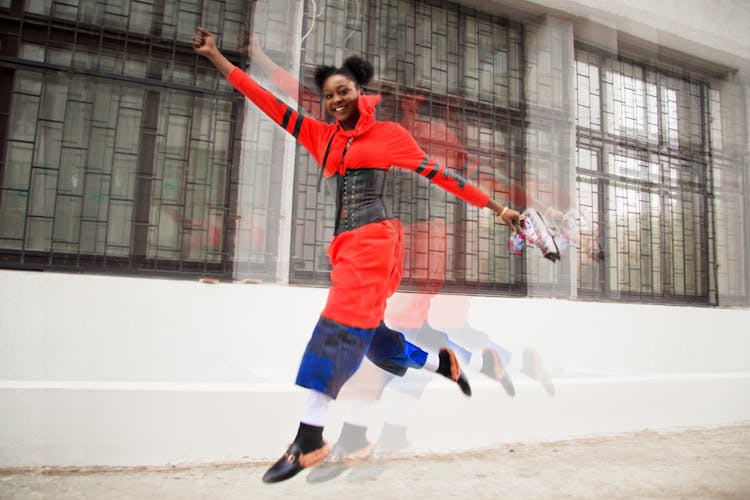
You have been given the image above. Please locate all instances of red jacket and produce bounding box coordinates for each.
[226,66,490,208]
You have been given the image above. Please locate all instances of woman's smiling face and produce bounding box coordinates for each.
[322,73,361,130]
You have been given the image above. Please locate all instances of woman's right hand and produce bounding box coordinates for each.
[193,27,218,57]
[192,27,234,77]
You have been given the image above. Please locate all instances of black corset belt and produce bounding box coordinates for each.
[326,168,394,235]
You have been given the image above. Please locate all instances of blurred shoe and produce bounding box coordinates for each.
[521,348,556,397]
[480,347,516,396]
[373,422,411,458]
[306,441,373,483]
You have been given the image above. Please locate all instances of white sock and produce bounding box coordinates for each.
[423,351,440,372]
[300,390,333,427]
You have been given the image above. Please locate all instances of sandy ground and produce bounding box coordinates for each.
[2,425,749,500]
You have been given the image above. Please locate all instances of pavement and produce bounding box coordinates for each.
[2,424,749,499]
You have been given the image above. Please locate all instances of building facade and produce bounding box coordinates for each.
[2,0,747,306]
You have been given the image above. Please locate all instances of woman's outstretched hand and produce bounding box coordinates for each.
[500,207,521,228]
[193,27,217,57]
[486,198,520,228]
[193,27,234,77]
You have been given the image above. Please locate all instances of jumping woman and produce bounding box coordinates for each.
[193,27,520,483]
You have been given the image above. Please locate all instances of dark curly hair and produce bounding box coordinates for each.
[314,55,374,91]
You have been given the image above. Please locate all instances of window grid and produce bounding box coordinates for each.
[1,2,734,306]
[575,46,716,304]
[0,0,251,277]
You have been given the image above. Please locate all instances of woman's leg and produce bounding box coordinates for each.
[263,317,378,483]
[265,221,402,483]
[367,321,472,396]
[265,219,470,483]
[295,317,378,397]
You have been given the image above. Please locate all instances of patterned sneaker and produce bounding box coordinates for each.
[520,209,561,262]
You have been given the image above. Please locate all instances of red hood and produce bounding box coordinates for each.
[337,93,381,137]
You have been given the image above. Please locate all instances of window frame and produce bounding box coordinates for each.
[574,43,718,305]
[0,2,249,279]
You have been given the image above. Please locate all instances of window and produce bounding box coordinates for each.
[575,47,717,304]
[5,2,739,304]
[0,0,249,276]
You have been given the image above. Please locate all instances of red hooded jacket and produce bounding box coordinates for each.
[226,66,490,209]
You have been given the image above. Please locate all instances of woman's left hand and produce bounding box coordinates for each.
[500,207,521,228]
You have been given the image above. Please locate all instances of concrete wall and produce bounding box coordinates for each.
[483,0,750,73]
[1,270,748,467]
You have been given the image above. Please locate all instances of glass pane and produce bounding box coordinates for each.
[607,151,660,183]
[3,142,34,190]
[604,61,659,143]
[25,217,53,251]
[575,51,601,131]
[59,147,86,195]
[106,200,133,254]
[28,168,58,218]
[80,220,106,253]
[111,154,138,199]
[464,17,511,107]
[576,171,604,291]
[53,194,82,246]
[8,74,42,142]
[82,173,111,221]
[660,75,704,151]
[0,190,28,243]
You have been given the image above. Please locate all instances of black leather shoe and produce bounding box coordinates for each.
[262,442,330,484]
[456,370,472,396]
[439,348,472,397]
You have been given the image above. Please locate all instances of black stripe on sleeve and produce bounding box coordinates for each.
[280,107,293,129]
[415,156,429,174]
[291,113,304,139]
[425,163,440,179]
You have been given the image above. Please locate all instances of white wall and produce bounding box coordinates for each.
[484,0,750,73]
[1,270,748,467]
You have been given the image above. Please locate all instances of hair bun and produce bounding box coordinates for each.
[314,65,337,91]
[313,56,374,91]
[342,56,373,87]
